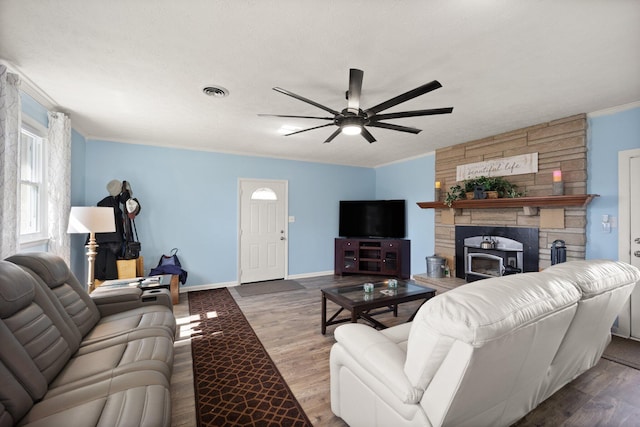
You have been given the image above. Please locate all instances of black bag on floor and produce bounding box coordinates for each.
[150,248,188,284]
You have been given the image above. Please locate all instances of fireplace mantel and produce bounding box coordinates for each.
[417,194,598,211]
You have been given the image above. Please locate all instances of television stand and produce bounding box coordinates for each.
[334,238,410,279]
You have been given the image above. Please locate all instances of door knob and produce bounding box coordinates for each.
[635,237,640,244]
[280,236,286,241]
[635,251,640,258]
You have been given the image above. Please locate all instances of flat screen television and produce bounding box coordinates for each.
[339,199,406,238]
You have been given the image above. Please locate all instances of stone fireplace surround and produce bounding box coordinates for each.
[429,113,588,277]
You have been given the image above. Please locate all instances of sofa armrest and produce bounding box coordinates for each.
[91,287,142,303]
[334,323,422,403]
[91,287,143,316]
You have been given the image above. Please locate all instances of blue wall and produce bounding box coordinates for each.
[375,154,436,274]
[20,93,48,126]
[586,105,640,259]
[23,86,639,285]
[69,129,87,278]
[84,140,376,286]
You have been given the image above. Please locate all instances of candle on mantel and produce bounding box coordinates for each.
[552,170,564,195]
[435,181,441,189]
[434,181,442,201]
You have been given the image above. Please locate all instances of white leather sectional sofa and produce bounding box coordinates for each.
[330,259,640,427]
[0,252,176,427]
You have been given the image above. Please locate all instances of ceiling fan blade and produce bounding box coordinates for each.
[273,87,340,116]
[361,127,377,144]
[347,68,364,113]
[324,128,342,143]
[284,123,335,136]
[367,122,422,134]
[258,114,333,120]
[365,80,443,115]
[371,107,454,121]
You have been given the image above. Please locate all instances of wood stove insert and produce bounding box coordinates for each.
[455,226,539,281]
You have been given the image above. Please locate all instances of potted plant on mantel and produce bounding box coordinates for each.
[444,176,524,207]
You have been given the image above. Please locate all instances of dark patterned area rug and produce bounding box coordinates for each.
[189,288,312,426]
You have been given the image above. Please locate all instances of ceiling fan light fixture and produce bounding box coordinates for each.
[340,115,363,135]
[341,124,362,135]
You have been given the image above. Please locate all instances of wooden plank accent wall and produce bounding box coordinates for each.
[434,114,587,273]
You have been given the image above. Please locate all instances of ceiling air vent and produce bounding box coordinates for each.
[202,86,229,98]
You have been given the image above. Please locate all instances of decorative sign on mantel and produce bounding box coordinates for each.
[456,153,539,181]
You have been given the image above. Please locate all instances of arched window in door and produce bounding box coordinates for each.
[251,187,277,201]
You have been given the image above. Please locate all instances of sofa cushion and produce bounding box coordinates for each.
[0,360,37,425]
[538,259,640,401]
[7,253,69,286]
[0,261,35,318]
[545,259,640,298]
[17,370,171,427]
[0,260,174,396]
[48,334,174,394]
[404,271,580,393]
[7,253,103,338]
[0,402,13,427]
[0,262,71,391]
[7,253,176,344]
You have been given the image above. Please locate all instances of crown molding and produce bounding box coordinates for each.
[588,101,640,118]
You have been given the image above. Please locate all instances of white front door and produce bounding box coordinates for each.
[239,179,288,284]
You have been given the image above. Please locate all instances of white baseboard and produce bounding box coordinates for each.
[178,281,237,293]
[179,270,335,293]
[287,270,334,280]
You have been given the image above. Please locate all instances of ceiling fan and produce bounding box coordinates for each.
[259,68,453,143]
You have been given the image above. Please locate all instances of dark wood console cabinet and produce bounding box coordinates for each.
[334,238,410,279]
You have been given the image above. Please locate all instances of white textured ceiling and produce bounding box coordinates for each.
[1,0,639,167]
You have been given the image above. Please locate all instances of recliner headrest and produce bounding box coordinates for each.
[6,252,70,288]
[545,259,640,298]
[0,261,36,318]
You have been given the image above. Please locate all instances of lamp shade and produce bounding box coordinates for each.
[67,206,116,234]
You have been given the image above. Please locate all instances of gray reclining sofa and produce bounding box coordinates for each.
[0,252,176,427]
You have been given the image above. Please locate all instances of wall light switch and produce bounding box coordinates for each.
[288,216,295,223]
[601,214,613,233]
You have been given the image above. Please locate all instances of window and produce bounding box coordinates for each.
[251,187,277,201]
[19,123,47,243]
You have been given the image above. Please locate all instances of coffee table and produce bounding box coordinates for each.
[321,279,436,334]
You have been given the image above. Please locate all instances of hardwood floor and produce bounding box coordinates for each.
[170,275,640,427]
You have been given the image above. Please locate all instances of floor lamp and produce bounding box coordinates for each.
[67,206,116,292]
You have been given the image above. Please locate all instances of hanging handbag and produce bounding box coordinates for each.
[123,217,141,259]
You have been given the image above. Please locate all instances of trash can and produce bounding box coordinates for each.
[426,255,447,278]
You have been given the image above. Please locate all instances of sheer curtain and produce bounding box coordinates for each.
[47,111,71,264]
[0,65,21,260]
